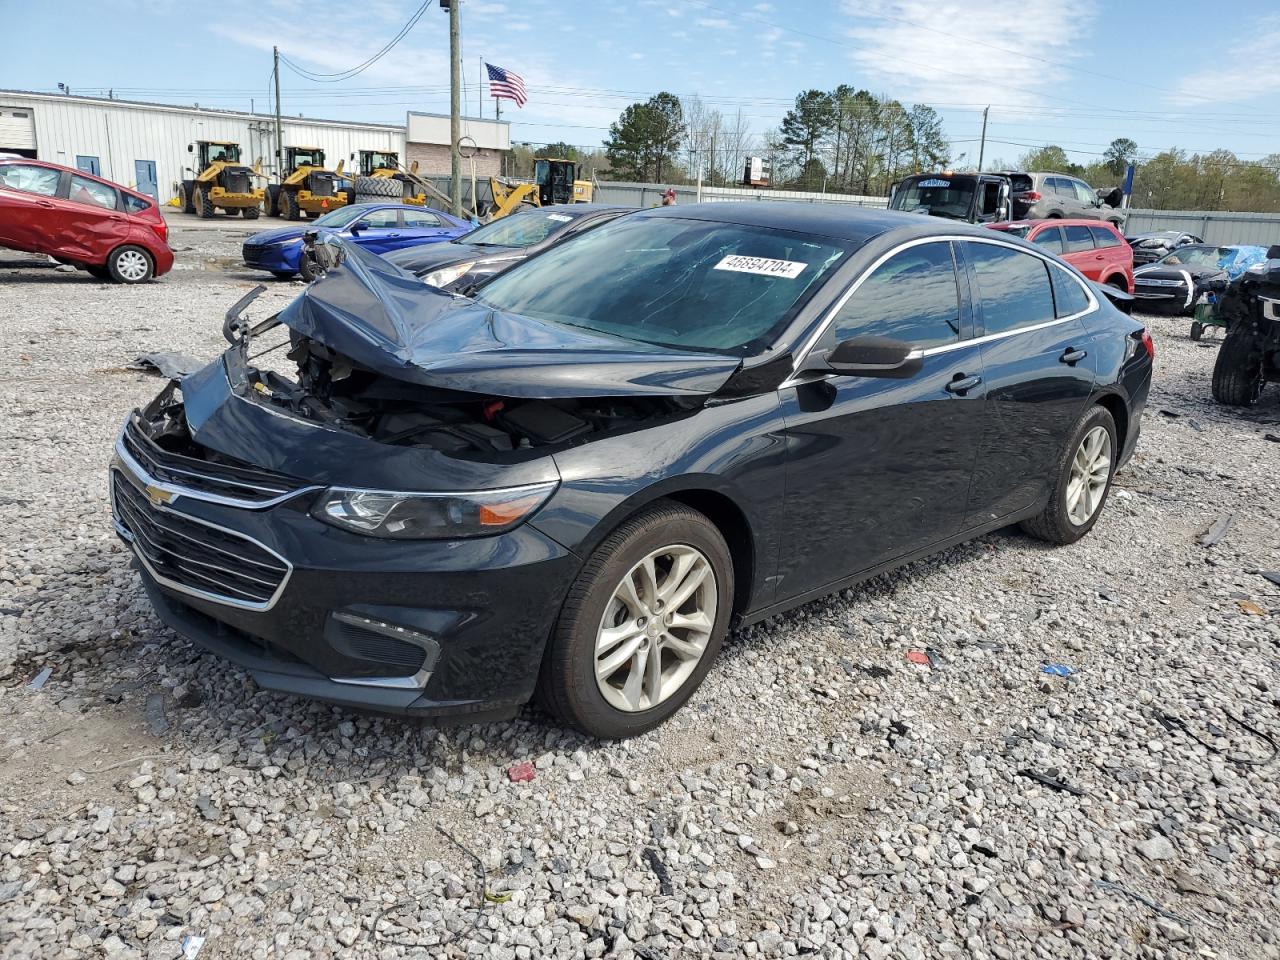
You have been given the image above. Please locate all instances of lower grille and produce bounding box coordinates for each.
[222,171,251,194]
[327,616,428,672]
[242,242,267,264]
[308,174,336,198]
[112,472,289,608]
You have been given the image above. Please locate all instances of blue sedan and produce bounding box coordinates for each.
[241,202,472,280]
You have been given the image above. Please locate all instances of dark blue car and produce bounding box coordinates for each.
[242,202,471,280]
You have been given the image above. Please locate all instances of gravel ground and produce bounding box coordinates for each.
[2,215,1279,960]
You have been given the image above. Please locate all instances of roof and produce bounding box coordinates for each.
[632,201,981,245]
[993,218,1123,229]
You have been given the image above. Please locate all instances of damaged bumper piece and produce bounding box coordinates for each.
[112,241,739,718]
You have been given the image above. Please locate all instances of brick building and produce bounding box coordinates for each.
[406,111,509,178]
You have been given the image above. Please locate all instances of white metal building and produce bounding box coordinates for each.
[0,90,408,204]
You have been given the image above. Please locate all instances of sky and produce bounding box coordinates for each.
[3,0,1279,170]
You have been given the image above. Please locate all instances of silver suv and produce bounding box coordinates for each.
[1004,171,1126,227]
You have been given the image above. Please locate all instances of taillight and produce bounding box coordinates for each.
[1141,330,1155,360]
[151,214,168,243]
[1022,190,1041,202]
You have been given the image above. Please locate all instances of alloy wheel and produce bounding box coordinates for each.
[115,249,150,282]
[1065,425,1112,525]
[594,544,717,713]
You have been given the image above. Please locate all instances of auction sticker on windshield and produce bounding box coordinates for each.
[714,255,807,279]
[547,213,573,222]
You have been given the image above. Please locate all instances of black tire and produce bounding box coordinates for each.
[1212,332,1266,406]
[1190,321,1203,341]
[194,187,214,219]
[297,252,322,282]
[354,175,403,199]
[263,186,278,217]
[242,205,259,220]
[105,245,155,284]
[283,190,300,221]
[270,270,296,280]
[179,181,195,214]
[1020,405,1117,546]
[536,501,734,739]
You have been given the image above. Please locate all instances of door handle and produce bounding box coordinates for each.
[945,374,982,395]
[37,200,55,208]
[1059,348,1088,365]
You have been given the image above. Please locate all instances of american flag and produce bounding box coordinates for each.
[485,62,527,107]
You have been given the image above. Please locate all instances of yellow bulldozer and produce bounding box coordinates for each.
[178,141,265,219]
[263,147,349,220]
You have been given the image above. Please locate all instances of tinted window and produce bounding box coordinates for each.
[1049,262,1091,317]
[1047,177,1072,196]
[1032,226,1064,254]
[357,209,399,229]
[68,175,119,210]
[402,209,443,228]
[1089,225,1120,248]
[123,194,151,215]
[1064,225,1094,253]
[0,164,60,197]
[966,242,1055,335]
[475,215,848,355]
[462,209,578,248]
[831,242,959,348]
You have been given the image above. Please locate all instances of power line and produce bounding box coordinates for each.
[277,2,431,82]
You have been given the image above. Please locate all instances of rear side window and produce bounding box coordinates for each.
[123,194,152,215]
[1047,177,1072,196]
[68,174,119,210]
[1048,262,1091,317]
[965,242,1056,335]
[1064,225,1094,253]
[1089,226,1120,248]
[1032,226,1065,254]
[402,209,443,228]
[831,241,960,348]
[0,163,60,197]
[358,209,399,229]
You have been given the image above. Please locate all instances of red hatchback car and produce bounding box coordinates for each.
[987,219,1133,293]
[0,158,174,283]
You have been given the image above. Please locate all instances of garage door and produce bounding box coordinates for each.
[0,106,36,154]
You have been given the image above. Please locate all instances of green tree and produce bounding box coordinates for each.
[780,89,835,186]
[907,104,949,173]
[1016,144,1080,174]
[1103,138,1138,177]
[540,141,581,161]
[604,93,686,182]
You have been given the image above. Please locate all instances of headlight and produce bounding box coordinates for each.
[313,481,558,539]
[422,262,474,288]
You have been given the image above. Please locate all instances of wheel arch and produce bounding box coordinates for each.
[1092,390,1129,454]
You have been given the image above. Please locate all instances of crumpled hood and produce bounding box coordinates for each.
[247,225,313,246]
[277,240,741,399]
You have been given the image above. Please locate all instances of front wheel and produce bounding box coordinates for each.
[1021,405,1117,545]
[1212,332,1266,406]
[536,502,733,739]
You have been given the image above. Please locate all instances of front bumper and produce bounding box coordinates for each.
[242,241,299,273]
[111,429,578,718]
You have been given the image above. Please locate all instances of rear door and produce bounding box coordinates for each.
[1062,224,1102,279]
[54,173,131,263]
[777,240,987,601]
[1088,225,1129,289]
[397,208,453,248]
[1070,179,1102,220]
[0,163,63,253]
[959,239,1098,527]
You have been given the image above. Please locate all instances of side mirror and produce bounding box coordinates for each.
[1267,244,1280,260]
[824,336,923,379]
[187,144,193,153]
[348,222,362,234]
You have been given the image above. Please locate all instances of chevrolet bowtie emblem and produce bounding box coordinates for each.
[144,483,175,506]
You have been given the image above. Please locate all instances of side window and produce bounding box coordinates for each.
[1073,180,1097,205]
[68,174,119,210]
[1089,226,1120,248]
[979,181,1001,216]
[357,209,399,229]
[402,209,442,228]
[1048,262,1092,318]
[965,242,1056,335]
[0,164,60,197]
[1063,225,1095,253]
[123,194,151,215]
[1032,226,1065,254]
[831,242,960,349]
[1047,177,1070,196]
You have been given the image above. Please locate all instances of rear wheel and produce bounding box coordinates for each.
[177,184,193,215]
[1021,405,1116,545]
[1212,332,1266,406]
[193,187,214,219]
[262,187,277,217]
[536,502,733,739]
[1190,321,1203,341]
[106,245,154,284]
[242,205,259,220]
[283,190,300,221]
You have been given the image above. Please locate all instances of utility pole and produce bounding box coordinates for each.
[977,106,989,173]
[273,46,283,178]
[449,0,462,217]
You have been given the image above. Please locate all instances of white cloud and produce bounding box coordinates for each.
[696,16,732,29]
[839,0,1096,109]
[1167,18,1280,105]
[629,52,644,60]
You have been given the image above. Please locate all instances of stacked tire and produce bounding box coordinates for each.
[352,176,403,205]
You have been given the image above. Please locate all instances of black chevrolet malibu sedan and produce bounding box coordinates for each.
[111,204,1153,738]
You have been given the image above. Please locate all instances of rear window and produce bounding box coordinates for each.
[1089,226,1120,248]
[68,174,118,210]
[123,194,152,215]
[1049,262,1091,317]
[1007,174,1034,193]
[1064,225,1094,253]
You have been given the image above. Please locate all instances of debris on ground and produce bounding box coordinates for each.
[642,847,674,896]
[507,761,536,783]
[1041,663,1074,677]
[1018,769,1086,796]
[1199,512,1235,546]
[126,351,202,379]
[26,667,52,691]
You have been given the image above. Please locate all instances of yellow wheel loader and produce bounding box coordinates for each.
[350,151,447,208]
[264,147,349,220]
[177,141,265,219]
[488,157,593,219]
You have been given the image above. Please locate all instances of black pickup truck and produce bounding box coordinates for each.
[887,172,1013,224]
[1212,245,1280,406]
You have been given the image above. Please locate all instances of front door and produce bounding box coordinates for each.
[776,240,987,602]
[0,163,63,251]
[958,239,1098,526]
[54,173,131,262]
[134,160,158,201]
[347,207,402,253]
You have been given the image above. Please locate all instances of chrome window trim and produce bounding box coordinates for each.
[783,234,1098,387]
[328,613,439,690]
[111,464,293,612]
[115,423,320,510]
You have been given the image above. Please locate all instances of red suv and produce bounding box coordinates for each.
[987,219,1133,293]
[0,159,174,283]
